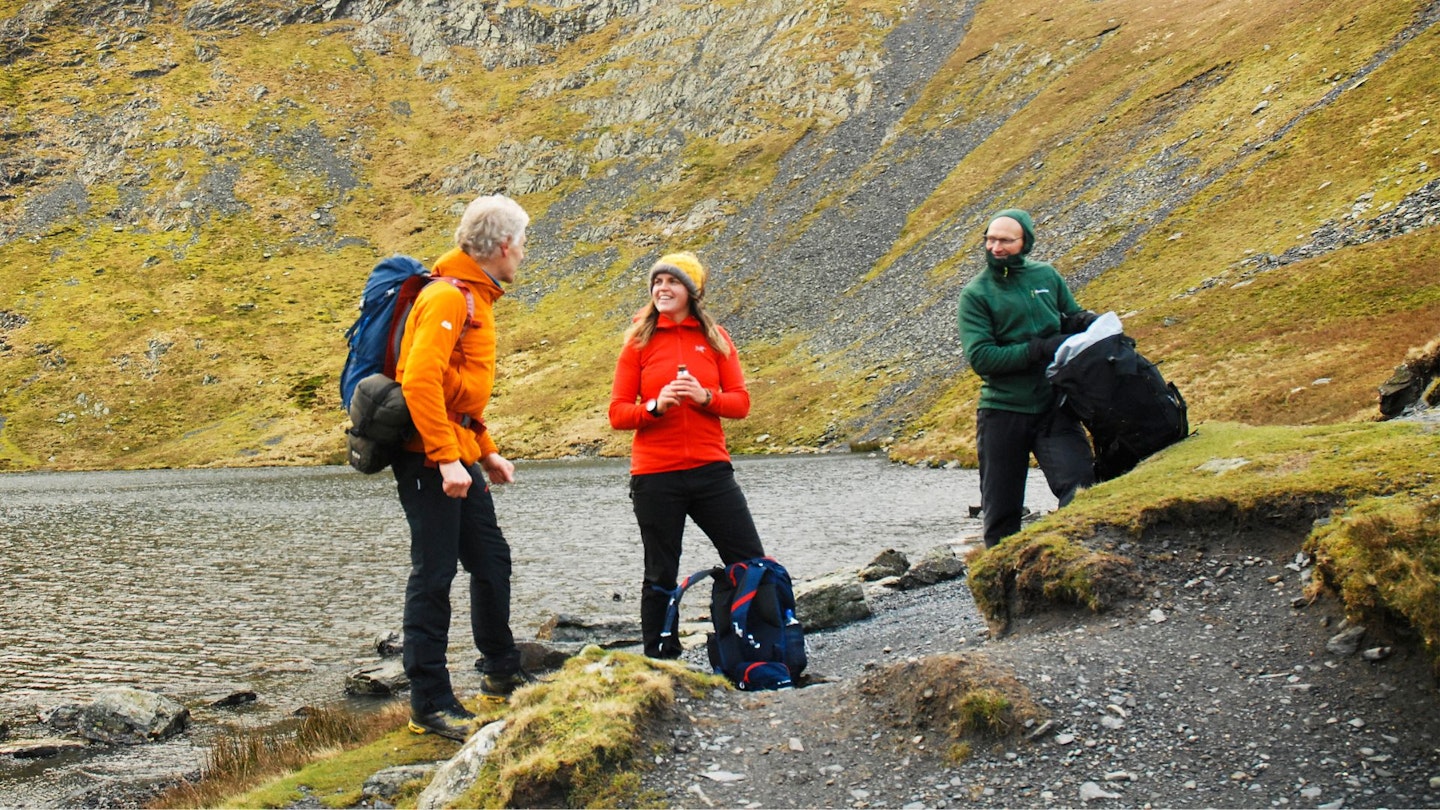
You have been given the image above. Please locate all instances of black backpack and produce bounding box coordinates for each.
[659,558,807,691]
[1050,333,1189,481]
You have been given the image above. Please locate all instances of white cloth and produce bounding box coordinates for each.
[1046,311,1124,379]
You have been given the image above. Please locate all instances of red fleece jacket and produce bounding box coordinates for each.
[609,314,749,475]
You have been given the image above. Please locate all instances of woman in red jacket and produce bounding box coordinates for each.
[609,251,766,659]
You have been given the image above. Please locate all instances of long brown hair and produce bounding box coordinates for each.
[623,297,731,356]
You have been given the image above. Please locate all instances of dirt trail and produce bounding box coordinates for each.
[637,525,1440,809]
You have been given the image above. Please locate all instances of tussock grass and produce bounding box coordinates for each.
[460,647,725,808]
[149,704,410,809]
[193,648,724,809]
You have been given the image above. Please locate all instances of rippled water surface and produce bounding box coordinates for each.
[0,455,1056,802]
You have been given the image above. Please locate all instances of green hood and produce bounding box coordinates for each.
[984,208,1037,273]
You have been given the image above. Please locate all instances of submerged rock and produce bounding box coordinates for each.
[535,614,641,648]
[0,737,89,758]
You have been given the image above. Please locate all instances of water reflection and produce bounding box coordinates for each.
[0,455,1055,723]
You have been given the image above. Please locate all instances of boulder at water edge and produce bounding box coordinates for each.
[73,687,189,745]
[893,544,966,589]
[346,659,409,695]
[535,614,642,648]
[859,548,910,581]
[794,571,872,630]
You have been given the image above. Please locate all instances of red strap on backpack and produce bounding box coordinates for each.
[383,276,478,375]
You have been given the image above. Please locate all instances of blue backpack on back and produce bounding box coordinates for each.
[339,255,477,411]
[660,557,807,691]
[339,256,430,411]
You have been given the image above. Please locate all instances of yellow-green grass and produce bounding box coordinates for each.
[0,2,879,470]
[189,648,723,809]
[4,0,1440,471]
[881,0,1427,278]
[456,649,724,808]
[900,226,1440,467]
[966,419,1440,670]
[1306,493,1440,668]
[149,704,429,809]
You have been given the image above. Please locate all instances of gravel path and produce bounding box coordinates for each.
[638,525,1440,809]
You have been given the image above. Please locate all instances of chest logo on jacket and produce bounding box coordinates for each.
[693,345,709,355]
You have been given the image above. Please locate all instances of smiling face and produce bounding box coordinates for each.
[651,271,692,319]
[984,216,1025,260]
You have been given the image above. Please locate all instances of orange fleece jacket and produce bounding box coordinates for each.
[609,314,750,475]
[395,247,502,465]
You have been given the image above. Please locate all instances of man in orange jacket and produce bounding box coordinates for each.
[392,194,531,741]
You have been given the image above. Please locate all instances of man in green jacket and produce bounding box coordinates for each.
[958,209,1097,547]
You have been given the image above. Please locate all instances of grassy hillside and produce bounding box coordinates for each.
[0,0,1437,470]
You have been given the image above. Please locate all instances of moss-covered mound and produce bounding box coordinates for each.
[967,420,1440,674]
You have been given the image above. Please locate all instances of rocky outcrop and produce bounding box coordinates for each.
[416,719,507,809]
[1378,338,1440,418]
[364,763,441,804]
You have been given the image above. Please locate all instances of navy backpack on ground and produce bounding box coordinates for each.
[1050,332,1189,481]
[659,557,807,691]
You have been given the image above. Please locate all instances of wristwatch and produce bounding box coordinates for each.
[645,399,661,417]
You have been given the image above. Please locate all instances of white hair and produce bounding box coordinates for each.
[454,194,529,260]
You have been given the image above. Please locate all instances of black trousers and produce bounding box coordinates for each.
[630,461,766,658]
[393,452,519,714]
[976,407,1095,547]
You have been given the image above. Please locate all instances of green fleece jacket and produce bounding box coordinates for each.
[957,210,1083,413]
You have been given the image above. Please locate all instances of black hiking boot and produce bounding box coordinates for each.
[408,704,476,741]
[478,669,540,703]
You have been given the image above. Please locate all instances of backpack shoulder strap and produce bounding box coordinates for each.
[383,274,434,377]
[657,567,721,643]
[726,559,771,632]
[430,276,479,332]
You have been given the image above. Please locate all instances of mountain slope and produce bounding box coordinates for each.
[0,0,1437,470]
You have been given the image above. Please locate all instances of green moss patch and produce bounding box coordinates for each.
[855,652,1046,747]
[458,647,725,808]
[1306,494,1440,673]
[966,420,1440,667]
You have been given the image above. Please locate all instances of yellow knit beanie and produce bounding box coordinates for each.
[650,252,707,299]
